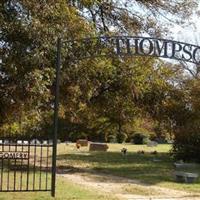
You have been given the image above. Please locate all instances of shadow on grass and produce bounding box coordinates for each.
[56,152,179,185]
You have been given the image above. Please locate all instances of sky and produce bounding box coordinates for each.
[172,5,200,45]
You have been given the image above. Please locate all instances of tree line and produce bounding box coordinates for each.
[1,0,200,162]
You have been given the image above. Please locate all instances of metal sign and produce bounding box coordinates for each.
[64,36,200,64]
[0,152,29,159]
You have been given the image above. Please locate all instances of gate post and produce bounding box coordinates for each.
[51,38,62,197]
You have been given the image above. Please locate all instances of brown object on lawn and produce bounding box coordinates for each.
[89,143,109,151]
[121,148,127,155]
[76,139,88,147]
[76,143,81,149]
[151,151,158,155]
[137,150,145,154]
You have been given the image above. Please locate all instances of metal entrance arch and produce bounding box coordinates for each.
[52,35,200,196]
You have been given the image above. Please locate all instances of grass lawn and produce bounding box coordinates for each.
[0,176,115,200]
[57,143,200,193]
[0,143,199,199]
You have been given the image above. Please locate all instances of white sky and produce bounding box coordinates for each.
[171,6,200,45]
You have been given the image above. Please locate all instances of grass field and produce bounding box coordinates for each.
[0,176,115,200]
[57,143,200,193]
[0,143,199,199]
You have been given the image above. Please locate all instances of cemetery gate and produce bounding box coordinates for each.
[1,35,199,197]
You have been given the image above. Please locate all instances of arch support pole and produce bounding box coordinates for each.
[51,38,62,197]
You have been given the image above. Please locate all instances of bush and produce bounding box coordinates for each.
[131,133,147,144]
[68,132,87,142]
[116,133,127,143]
[143,137,150,144]
[149,133,157,141]
[107,135,117,143]
[155,137,168,144]
[172,125,200,163]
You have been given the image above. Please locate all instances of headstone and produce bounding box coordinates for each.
[49,139,53,144]
[65,141,70,145]
[17,140,22,144]
[23,141,29,145]
[43,140,48,145]
[147,141,158,147]
[174,171,199,183]
[4,140,9,144]
[89,143,109,152]
[174,162,198,169]
[30,139,40,145]
[76,139,88,147]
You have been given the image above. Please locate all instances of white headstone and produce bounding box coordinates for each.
[30,139,40,145]
[4,140,9,144]
[23,141,29,144]
[147,141,158,147]
[48,140,53,144]
[43,140,48,145]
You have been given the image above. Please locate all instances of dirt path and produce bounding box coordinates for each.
[58,170,200,200]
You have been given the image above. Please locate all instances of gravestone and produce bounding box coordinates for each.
[49,139,53,144]
[89,143,109,151]
[76,139,88,147]
[43,140,48,145]
[174,162,198,169]
[30,139,40,145]
[174,171,199,183]
[147,141,158,147]
[4,140,9,144]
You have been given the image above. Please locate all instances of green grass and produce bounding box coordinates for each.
[0,143,199,199]
[0,176,116,200]
[122,184,161,196]
[57,143,200,193]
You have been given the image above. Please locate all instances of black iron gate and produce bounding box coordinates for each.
[0,139,52,192]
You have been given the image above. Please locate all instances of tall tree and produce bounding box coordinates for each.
[0,0,198,137]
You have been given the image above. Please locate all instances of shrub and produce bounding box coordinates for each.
[143,137,150,144]
[116,133,127,143]
[172,124,200,163]
[107,134,117,143]
[149,133,157,141]
[131,133,147,144]
[68,132,87,142]
[155,137,168,144]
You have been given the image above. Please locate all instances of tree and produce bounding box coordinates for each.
[1,0,198,138]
